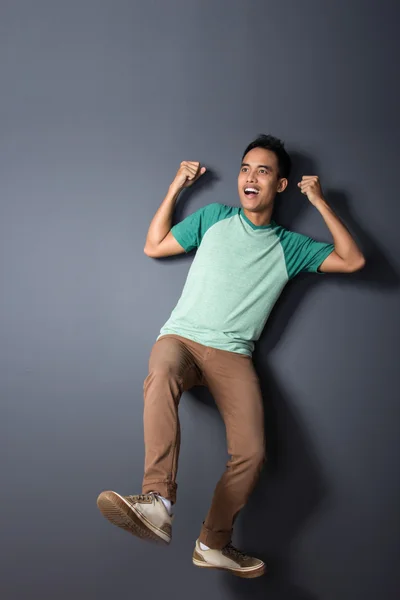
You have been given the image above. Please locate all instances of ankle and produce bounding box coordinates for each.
[159,495,172,515]
[149,491,173,516]
[199,542,210,551]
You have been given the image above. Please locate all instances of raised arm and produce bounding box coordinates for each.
[298,175,365,273]
[144,161,206,258]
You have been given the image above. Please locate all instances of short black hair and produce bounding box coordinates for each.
[242,134,292,180]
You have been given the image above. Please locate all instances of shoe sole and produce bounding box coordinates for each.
[97,491,170,545]
[192,554,266,578]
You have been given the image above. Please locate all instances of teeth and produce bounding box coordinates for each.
[245,188,259,193]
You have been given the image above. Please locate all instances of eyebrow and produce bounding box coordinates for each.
[241,162,273,171]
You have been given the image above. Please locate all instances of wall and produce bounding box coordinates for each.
[1,1,399,599]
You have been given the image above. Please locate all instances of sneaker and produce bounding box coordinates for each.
[192,539,266,578]
[97,491,173,544]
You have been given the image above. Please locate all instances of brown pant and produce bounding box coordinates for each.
[142,334,265,549]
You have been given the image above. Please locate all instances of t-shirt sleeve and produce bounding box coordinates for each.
[280,229,335,278]
[170,203,230,253]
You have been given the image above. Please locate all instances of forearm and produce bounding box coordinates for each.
[315,197,365,266]
[144,184,182,250]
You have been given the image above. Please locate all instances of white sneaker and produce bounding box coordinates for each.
[192,539,266,578]
[97,491,173,544]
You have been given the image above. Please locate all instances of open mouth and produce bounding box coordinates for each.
[244,187,260,198]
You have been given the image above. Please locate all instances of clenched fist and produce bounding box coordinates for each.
[171,161,206,192]
[297,175,324,206]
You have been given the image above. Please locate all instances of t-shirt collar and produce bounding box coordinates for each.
[239,207,274,230]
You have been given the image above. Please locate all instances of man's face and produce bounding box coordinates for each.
[237,147,287,213]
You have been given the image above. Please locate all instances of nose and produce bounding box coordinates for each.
[246,169,257,182]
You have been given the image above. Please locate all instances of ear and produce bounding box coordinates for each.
[277,178,288,193]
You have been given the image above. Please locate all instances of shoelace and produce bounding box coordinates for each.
[125,493,174,519]
[223,543,248,561]
[126,493,156,503]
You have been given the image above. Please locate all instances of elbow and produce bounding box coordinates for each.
[348,255,366,272]
[144,244,157,258]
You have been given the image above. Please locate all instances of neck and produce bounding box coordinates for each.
[242,206,274,227]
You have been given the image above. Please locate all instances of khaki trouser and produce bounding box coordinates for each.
[142,334,266,549]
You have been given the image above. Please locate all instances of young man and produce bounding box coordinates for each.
[97,135,365,578]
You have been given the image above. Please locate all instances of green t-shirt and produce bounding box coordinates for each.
[157,203,334,356]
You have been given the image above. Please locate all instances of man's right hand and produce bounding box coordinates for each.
[171,161,206,191]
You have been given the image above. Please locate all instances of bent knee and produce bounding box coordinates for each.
[146,364,182,381]
[143,365,184,392]
[235,447,266,469]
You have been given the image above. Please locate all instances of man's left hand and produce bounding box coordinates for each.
[297,176,324,206]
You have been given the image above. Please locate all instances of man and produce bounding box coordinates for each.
[97,134,365,578]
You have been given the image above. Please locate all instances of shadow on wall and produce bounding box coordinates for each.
[158,151,399,598]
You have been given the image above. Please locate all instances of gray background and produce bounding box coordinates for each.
[1,1,399,599]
